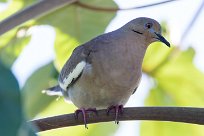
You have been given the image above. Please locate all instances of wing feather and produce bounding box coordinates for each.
[58,45,91,90]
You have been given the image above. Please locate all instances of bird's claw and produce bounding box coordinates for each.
[107,105,124,124]
[74,108,97,129]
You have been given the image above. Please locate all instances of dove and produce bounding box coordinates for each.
[43,17,170,128]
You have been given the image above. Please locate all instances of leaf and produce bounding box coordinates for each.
[141,121,204,136]
[22,62,58,119]
[86,123,118,136]
[0,0,32,67]
[0,0,35,67]
[1,0,117,69]
[141,47,204,136]
[143,42,172,74]
[0,27,31,67]
[0,61,36,136]
[0,0,22,19]
[37,0,117,43]
[153,48,204,106]
[0,61,21,136]
[54,29,80,69]
[36,0,117,69]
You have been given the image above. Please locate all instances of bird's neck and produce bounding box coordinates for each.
[111,29,149,66]
[123,31,148,64]
[133,43,148,69]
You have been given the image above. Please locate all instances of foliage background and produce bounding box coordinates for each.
[0,0,204,136]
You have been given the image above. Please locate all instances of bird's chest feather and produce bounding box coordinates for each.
[90,45,143,90]
[69,46,143,108]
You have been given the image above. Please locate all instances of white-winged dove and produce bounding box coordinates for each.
[43,17,170,128]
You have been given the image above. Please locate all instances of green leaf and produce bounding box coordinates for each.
[0,61,21,136]
[86,123,118,136]
[0,61,36,136]
[152,48,204,106]
[1,0,117,69]
[22,62,58,119]
[141,121,204,136]
[0,0,24,20]
[37,0,117,43]
[36,0,117,69]
[0,0,7,2]
[54,29,80,69]
[143,42,172,74]
[0,0,32,67]
[0,27,31,67]
[141,47,204,136]
[0,6,32,55]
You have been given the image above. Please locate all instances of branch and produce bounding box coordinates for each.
[0,0,77,36]
[76,0,178,12]
[180,0,204,44]
[30,107,204,132]
[0,0,179,36]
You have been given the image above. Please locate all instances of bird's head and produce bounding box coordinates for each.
[123,17,170,47]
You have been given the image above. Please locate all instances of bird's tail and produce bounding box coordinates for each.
[42,85,63,96]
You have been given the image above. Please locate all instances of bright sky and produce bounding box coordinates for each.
[1,0,204,136]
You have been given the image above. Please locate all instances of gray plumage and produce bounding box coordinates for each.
[43,17,170,109]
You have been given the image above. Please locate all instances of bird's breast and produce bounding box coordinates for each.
[90,44,143,90]
[68,40,147,108]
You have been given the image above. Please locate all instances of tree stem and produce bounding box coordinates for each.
[0,0,77,36]
[30,107,204,132]
[0,0,179,36]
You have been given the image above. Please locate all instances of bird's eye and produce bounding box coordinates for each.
[145,23,153,29]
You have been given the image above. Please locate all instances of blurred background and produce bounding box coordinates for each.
[1,0,204,136]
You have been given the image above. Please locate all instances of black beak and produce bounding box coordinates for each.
[155,32,170,47]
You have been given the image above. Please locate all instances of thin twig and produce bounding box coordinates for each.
[30,107,204,132]
[180,0,204,44]
[0,0,179,36]
[76,0,178,12]
[0,0,77,36]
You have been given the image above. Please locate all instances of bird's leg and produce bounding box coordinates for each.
[107,105,124,124]
[74,108,97,129]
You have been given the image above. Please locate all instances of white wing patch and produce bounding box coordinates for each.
[59,61,86,90]
[42,89,63,96]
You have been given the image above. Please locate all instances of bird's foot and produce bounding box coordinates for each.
[75,108,97,129]
[107,105,124,124]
